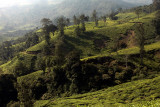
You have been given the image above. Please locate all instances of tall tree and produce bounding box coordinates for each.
[118,8,123,13]
[77,18,81,26]
[32,33,39,45]
[152,10,160,37]
[0,74,18,107]
[40,18,52,27]
[1,41,13,60]
[135,23,145,66]
[74,26,81,37]
[109,11,118,20]
[112,36,120,55]
[92,10,98,27]
[80,14,86,32]
[57,16,66,37]
[102,16,107,26]
[152,0,160,10]
[55,39,66,65]
[84,16,89,22]
[65,51,81,94]
[73,15,77,25]
[40,18,53,45]
[135,8,141,19]
[66,18,70,27]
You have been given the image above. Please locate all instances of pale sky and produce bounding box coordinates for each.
[0,0,152,8]
[0,0,63,8]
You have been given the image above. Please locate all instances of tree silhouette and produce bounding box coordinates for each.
[152,0,160,10]
[57,16,66,37]
[92,10,98,27]
[135,23,145,66]
[80,14,86,32]
[73,15,77,25]
[66,18,70,27]
[40,18,53,45]
[102,16,107,26]
[135,9,141,19]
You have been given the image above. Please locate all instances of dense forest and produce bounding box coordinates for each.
[0,0,160,107]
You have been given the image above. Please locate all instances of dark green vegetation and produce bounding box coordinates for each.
[0,1,160,107]
[34,75,160,107]
[0,74,18,107]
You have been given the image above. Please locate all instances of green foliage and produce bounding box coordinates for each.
[153,0,160,10]
[0,74,17,107]
[153,11,160,36]
[1,9,160,107]
[92,10,99,27]
[57,16,66,37]
[13,60,29,77]
[34,76,160,107]
[54,38,66,65]
[135,8,142,19]
[74,26,81,37]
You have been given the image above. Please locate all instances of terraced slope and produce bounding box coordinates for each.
[0,12,158,74]
[26,12,156,57]
[34,76,160,107]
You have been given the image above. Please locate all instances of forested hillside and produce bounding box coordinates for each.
[0,0,160,107]
[0,0,147,39]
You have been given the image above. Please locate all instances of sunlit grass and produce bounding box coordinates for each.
[34,76,160,107]
[81,41,160,61]
[17,70,43,83]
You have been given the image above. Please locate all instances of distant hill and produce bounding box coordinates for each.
[123,0,152,5]
[0,0,150,36]
[54,0,134,16]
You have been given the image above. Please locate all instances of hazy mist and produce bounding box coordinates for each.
[0,0,64,8]
[0,0,152,8]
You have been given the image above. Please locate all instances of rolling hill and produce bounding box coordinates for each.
[0,0,146,37]
[34,75,160,107]
[1,2,160,107]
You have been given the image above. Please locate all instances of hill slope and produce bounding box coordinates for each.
[34,75,160,107]
[55,0,134,16]
[0,11,158,73]
[0,0,136,36]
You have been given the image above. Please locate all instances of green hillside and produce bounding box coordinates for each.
[1,7,160,107]
[34,76,160,107]
[26,12,156,57]
[1,11,158,73]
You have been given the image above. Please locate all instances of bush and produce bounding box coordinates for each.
[13,61,29,76]
[0,74,18,107]
[7,101,20,107]
[74,26,81,37]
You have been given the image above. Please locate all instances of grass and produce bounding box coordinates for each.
[0,52,36,74]
[0,11,159,107]
[81,41,160,61]
[1,11,159,74]
[119,100,160,107]
[34,76,160,107]
[26,12,155,58]
[27,41,45,51]
[17,70,43,84]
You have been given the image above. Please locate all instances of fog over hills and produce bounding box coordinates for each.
[123,0,152,5]
[0,0,152,36]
